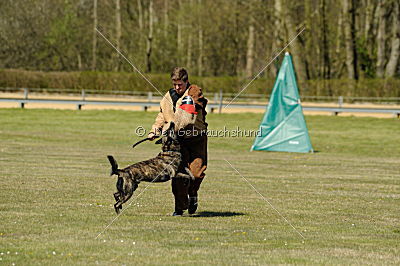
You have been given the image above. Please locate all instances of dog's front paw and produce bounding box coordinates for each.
[175,173,193,181]
[184,167,195,180]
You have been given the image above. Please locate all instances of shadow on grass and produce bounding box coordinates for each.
[192,211,245,217]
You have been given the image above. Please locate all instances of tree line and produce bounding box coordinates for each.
[1,0,399,81]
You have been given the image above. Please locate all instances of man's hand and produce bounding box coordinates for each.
[148,132,157,141]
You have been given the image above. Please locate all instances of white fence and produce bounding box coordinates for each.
[1,88,399,117]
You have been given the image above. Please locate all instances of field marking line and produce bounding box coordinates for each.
[95,157,179,239]
[224,159,305,240]
[224,26,306,109]
[95,27,173,108]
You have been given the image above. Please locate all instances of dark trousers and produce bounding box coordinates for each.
[172,135,207,211]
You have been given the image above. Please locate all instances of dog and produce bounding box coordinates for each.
[107,122,194,214]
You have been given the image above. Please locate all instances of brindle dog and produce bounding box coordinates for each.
[107,122,193,214]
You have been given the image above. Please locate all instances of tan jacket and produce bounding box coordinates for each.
[150,85,208,136]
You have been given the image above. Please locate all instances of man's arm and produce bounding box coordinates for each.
[148,92,175,139]
[148,109,164,139]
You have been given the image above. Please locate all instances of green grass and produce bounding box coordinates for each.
[0,109,399,265]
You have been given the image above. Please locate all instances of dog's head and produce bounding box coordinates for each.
[155,122,180,152]
[188,84,207,108]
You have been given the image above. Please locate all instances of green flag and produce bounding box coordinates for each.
[251,52,313,153]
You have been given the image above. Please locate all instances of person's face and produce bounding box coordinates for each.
[172,79,188,95]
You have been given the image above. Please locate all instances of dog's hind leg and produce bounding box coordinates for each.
[114,192,120,202]
[113,177,124,214]
[114,202,122,214]
[113,181,139,214]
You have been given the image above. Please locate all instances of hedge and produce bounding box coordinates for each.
[1,69,399,97]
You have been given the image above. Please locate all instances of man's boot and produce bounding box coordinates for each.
[188,178,203,214]
[188,196,198,215]
[172,178,189,216]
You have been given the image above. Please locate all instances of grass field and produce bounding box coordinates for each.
[0,108,399,265]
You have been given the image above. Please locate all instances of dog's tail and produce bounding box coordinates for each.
[107,155,119,176]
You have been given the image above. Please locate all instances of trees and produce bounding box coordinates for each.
[146,0,153,72]
[114,0,122,71]
[342,0,358,80]
[376,0,389,78]
[92,0,98,71]
[245,9,255,79]
[0,0,399,79]
[385,0,400,77]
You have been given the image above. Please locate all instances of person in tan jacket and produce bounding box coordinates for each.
[148,67,208,216]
